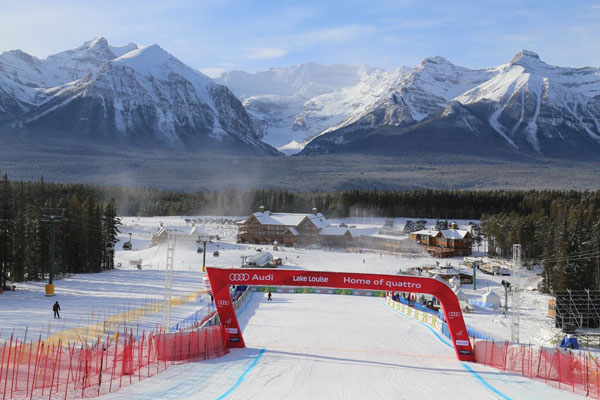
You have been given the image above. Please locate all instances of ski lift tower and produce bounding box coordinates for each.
[40,208,67,296]
[163,232,176,331]
[196,235,213,272]
[510,244,522,343]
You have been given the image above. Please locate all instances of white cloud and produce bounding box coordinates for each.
[198,67,227,78]
[298,25,376,46]
[246,47,288,60]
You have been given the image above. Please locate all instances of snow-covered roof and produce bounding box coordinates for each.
[284,227,299,236]
[349,227,379,237]
[252,211,325,227]
[306,214,329,229]
[431,274,449,286]
[188,225,205,236]
[483,289,501,301]
[369,233,408,242]
[411,229,439,236]
[319,226,350,236]
[440,229,470,239]
[453,288,468,301]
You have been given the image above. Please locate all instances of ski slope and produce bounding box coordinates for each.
[101,292,581,400]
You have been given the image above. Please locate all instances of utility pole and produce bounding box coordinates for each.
[510,244,522,343]
[41,208,66,296]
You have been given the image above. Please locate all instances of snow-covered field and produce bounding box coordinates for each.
[101,292,579,400]
[0,216,571,399]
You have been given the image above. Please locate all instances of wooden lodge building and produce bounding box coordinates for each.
[408,222,473,258]
[237,206,332,246]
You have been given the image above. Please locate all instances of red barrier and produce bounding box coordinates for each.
[475,340,600,398]
[0,326,228,399]
[207,267,475,362]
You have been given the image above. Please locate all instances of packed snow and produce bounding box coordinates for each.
[0,215,582,399]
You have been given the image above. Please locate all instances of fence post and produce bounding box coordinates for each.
[48,342,59,400]
[146,333,151,378]
[40,343,51,398]
[108,336,117,394]
[571,351,574,393]
[30,339,43,400]
[26,341,33,399]
[556,349,561,389]
[64,344,73,400]
[0,342,6,400]
[3,334,14,400]
[520,344,525,376]
[9,338,19,399]
[536,346,543,379]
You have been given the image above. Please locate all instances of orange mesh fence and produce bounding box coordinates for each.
[474,339,600,398]
[0,326,228,399]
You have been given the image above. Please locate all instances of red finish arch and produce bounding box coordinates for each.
[207,267,475,362]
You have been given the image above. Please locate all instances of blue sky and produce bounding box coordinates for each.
[1,0,599,76]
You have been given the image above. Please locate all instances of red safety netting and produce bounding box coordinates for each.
[474,339,600,398]
[0,325,228,399]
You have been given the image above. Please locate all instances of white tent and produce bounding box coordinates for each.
[453,288,468,302]
[449,276,461,289]
[482,289,502,310]
[432,274,449,286]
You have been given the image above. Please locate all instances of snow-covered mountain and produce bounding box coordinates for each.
[301,51,600,158]
[215,63,407,154]
[0,38,277,154]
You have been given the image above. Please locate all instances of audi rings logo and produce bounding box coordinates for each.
[448,311,461,318]
[229,273,250,281]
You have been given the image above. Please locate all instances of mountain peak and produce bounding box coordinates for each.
[420,56,453,66]
[510,50,547,69]
[84,37,109,50]
[114,44,174,67]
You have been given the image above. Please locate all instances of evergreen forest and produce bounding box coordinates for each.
[1,173,599,293]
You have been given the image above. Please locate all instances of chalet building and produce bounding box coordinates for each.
[356,229,422,254]
[409,225,472,258]
[319,226,353,248]
[237,206,329,246]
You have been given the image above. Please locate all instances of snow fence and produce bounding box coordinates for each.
[0,326,228,399]
[386,295,600,397]
[45,289,208,346]
[251,286,387,297]
[474,340,600,398]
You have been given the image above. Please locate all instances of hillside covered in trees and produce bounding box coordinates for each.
[1,173,598,293]
[0,174,120,289]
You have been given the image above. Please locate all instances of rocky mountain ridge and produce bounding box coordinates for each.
[0,37,278,154]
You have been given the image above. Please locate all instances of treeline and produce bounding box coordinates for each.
[482,191,600,293]
[2,173,599,293]
[0,174,120,287]
[106,187,533,218]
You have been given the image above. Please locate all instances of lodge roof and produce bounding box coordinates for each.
[252,211,326,227]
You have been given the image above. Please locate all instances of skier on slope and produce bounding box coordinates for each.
[53,301,61,319]
[267,291,272,301]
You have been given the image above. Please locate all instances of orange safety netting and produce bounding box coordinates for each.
[474,339,600,398]
[0,326,228,399]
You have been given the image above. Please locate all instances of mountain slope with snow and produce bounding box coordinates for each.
[216,63,405,153]
[0,38,277,154]
[301,51,600,159]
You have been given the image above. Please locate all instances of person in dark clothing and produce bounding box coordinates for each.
[267,291,272,301]
[53,301,60,318]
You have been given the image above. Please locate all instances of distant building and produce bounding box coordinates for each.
[237,206,329,246]
[409,227,472,258]
[151,223,168,246]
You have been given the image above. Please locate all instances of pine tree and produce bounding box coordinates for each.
[102,198,121,269]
